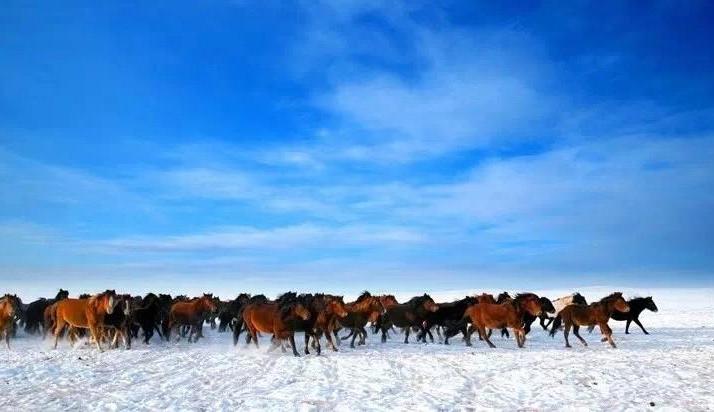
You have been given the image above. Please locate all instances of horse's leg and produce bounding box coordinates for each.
[563,321,572,348]
[350,328,358,348]
[314,332,322,355]
[53,318,66,349]
[479,326,496,348]
[4,329,9,349]
[289,333,300,357]
[501,328,509,339]
[404,327,410,344]
[572,324,587,347]
[600,323,616,348]
[359,327,368,345]
[462,325,471,346]
[625,319,632,334]
[325,328,338,352]
[90,325,103,352]
[304,332,311,355]
[426,327,434,343]
[633,318,649,334]
[540,315,549,331]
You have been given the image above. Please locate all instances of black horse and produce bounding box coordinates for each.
[103,294,134,349]
[23,289,69,335]
[380,294,439,344]
[132,293,165,344]
[417,296,477,344]
[218,293,251,332]
[523,297,556,334]
[588,296,658,334]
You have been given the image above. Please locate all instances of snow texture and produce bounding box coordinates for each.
[1,287,712,411]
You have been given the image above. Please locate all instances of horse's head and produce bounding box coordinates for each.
[497,292,512,304]
[572,293,587,305]
[201,294,218,313]
[327,296,349,318]
[476,293,496,304]
[462,296,478,306]
[643,297,658,312]
[2,294,21,316]
[293,303,311,321]
[539,297,556,314]
[98,290,118,314]
[603,292,629,313]
[421,294,439,312]
[516,293,542,316]
[378,294,398,310]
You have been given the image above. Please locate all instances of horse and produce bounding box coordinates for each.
[131,293,164,344]
[241,292,312,356]
[23,289,69,335]
[418,296,478,344]
[542,293,587,328]
[588,296,658,335]
[53,290,118,351]
[336,292,387,347]
[232,294,268,345]
[549,292,630,348]
[523,297,556,334]
[218,293,251,332]
[380,294,439,344]
[0,294,21,349]
[280,293,348,355]
[464,293,543,348]
[166,294,217,343]
[102,294,133,349]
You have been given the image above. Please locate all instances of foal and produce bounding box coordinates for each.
[550,292,630,348]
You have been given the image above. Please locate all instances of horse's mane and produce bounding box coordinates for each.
[407,294,433,308]
[276,292,298,307]
[355,291,372,303]
[599,292,623,304]
[249,294,268,304]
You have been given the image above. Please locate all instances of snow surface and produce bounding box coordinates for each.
[1,287,713,411]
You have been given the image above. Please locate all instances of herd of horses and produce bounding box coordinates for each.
[0,289,659,355]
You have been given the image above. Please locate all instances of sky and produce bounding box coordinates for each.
[1,1,713,298]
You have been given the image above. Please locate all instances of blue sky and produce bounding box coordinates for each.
[1,1,713,297]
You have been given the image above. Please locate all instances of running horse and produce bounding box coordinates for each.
[53,290,118,351]
[379,294,439,344]
[0,294,21,349]
[166,294,217,343]
[549,292,630,348]
[464,293,543,348]
[241,292,312,356]
[335,291,385,347]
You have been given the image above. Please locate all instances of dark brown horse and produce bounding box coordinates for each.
[0,294,21,349]
[550,292,630,348]
[464,293,542,348]
[54,290,118,351]
[242,293,312,356]
[336,292,385,347]
[380,294,439,344]
[167,294,217,343]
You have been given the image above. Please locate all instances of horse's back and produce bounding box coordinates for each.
[56,299,90,327]
[243,303,277,333]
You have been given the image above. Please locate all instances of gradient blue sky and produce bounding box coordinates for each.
[1,1,713,297]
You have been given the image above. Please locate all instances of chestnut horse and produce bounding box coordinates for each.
[465,293,542,348]
[549,292,630,348]
[0,294,21,349]
[53,290,118,351]
[242,293,311,356]
[166,294,217,343]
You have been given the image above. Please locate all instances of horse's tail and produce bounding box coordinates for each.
[549,314,562,337]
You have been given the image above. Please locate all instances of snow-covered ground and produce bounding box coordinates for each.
[1,287,713,411]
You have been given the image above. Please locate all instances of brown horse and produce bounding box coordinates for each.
[1,294,21,349]
[336,292,385,347]
[167,294,217,343]
[43,302,59,339]
[54,290,118,351]
[309,294,349,353]
[464,293,542,348]
[242,294,311,356]
[550,292,630,348]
